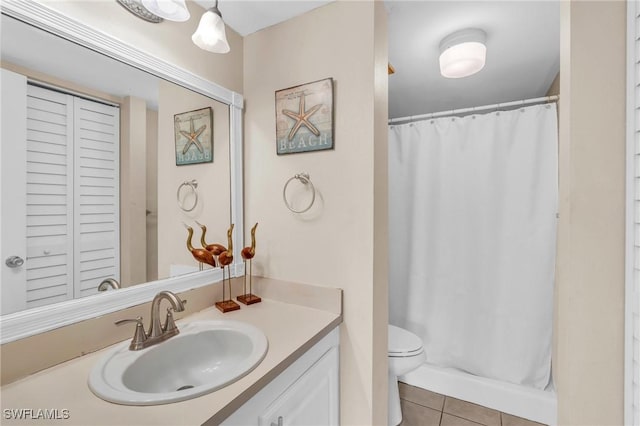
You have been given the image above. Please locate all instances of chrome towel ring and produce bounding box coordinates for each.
[283,173,316,214]
[177,179,198,212]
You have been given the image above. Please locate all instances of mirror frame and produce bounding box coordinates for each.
[0,0,245,344]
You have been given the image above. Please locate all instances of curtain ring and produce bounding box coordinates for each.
[177,179,198,212]
[283,173,316,214]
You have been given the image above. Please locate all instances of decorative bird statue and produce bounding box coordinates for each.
[215,224,240,313]
[238,223,261,305]
[241,223,258,260]
[184,223,216,270]
[218,223,234,267]
[196,220,227,260]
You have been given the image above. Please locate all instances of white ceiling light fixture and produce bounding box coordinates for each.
[141,0,190,22]
[192,0,230,54]
[439,28,487,79]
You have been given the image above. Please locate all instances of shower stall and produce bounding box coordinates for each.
[388,99,558,425]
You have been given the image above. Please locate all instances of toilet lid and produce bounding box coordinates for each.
[388,324,423,355]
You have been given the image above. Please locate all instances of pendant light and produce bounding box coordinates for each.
[141,0,190,22]
[439,28,487,79]
[192,0,230,54]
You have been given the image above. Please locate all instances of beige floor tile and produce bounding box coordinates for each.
[399,399,442,426]
[502,412,547,426]
[443,397,501,426]
[440,413,485,426]
[399,382,445,411]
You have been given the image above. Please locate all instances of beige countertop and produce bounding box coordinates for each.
[0,295,342,426]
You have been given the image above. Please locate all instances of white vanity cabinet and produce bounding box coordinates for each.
[220,327,340,426]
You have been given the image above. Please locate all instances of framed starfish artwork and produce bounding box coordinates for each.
[174,107,213,166]
[275,78,334,155]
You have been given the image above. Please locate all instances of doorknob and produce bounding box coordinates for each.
[5,256,24,268]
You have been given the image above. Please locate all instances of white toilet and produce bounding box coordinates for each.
[388,324,426,426]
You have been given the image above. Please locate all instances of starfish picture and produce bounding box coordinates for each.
[180,116,207,154]
[282,93,322,141]
[275,78,333,155]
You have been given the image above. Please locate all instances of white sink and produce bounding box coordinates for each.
[88,320,268,405]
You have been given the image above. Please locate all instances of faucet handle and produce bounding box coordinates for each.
[115,316,148,351]
[163,308,179,335]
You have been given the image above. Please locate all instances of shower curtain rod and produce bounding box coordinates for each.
[388,95,559,124]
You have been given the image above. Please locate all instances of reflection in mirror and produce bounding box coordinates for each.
[0,14,231,316]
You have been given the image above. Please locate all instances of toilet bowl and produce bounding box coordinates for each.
[388,324,426,426]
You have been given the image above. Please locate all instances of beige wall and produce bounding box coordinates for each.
[555,1,626,424]
[243,2,388,424]
[120,96,148,286]
[37,0,243,94]
[146,109,159,282]
[372,2,390,422]
[156,80,231,277]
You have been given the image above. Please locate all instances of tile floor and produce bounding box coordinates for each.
[398,382,547,426]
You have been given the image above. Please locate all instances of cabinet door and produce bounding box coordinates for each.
[259,346,339,426]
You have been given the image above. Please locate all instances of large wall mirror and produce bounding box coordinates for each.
[0,2,244,343]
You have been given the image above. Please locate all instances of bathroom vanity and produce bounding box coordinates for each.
[221,327,339,426]
[0,291,342,425]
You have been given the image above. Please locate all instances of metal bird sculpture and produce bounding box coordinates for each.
[196,220,227,262]
[184,223,216,270]
[238,223,261,305]
[215,224,240,313]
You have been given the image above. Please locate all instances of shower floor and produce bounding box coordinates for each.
[398,382,547,426]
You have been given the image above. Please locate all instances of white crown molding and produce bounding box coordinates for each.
[0,0,245,344]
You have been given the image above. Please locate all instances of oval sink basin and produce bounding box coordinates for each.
[88,320,268,405]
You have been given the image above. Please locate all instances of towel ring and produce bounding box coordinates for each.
[283,173,316,214]
[177,179,198,212]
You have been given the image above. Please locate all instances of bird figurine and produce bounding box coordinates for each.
[196,220,227,260]
[184,223,216,270]
[218,223,234,267]
[238,222,261,305]
[215,224,240,313]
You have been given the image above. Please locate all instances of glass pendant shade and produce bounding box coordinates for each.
[439,29,487,79]
[192,8,230,54]
[141,0,190,22]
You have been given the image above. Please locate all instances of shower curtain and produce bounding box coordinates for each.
[388,104,557,389]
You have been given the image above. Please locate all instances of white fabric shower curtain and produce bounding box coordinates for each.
[388,104,558,389]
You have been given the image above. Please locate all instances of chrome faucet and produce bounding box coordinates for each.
[98,278,121,291]
[116,290,187,351]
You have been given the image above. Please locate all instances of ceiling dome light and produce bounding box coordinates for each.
[141,0,190,22]
[192,1,230,54]
[439,28,487,79]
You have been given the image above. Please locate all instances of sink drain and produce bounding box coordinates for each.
[176,385,194,391]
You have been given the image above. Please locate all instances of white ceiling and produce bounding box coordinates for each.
[386,1,559,118]
[194,0,334,36]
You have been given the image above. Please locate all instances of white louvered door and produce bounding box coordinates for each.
[627,1,640,424]
[25,85,75,309]
[2,80,119,313]
[73,98,119,299]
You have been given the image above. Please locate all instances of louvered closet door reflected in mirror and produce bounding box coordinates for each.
[2,80,120,314]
